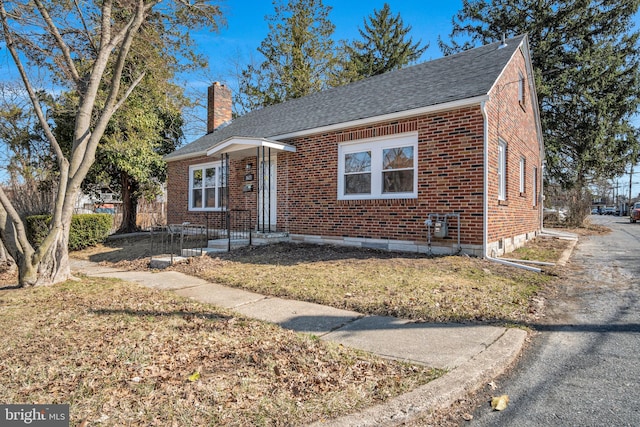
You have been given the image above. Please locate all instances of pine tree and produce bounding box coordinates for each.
[237,0,337,112]
[441,0,640,223]
[334,3,427,84]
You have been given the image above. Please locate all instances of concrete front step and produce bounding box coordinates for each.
[207,238,251,250]
[150,256,188,269]
[152,233,292,268]
[181,247,227,257]
[252,232,290,246]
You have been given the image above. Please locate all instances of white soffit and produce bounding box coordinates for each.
[206,136,296,159]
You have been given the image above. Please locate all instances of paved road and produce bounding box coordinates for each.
[469,215,640,426]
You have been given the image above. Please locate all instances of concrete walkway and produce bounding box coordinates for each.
[70,258,527,426]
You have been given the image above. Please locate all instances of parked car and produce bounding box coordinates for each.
[630,202,640,223]
[603,206,616,215]
[591,208,599,215]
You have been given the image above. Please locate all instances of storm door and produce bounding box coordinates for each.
[258,151,277,232]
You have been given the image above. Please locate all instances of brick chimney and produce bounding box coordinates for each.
[207,82,232,134]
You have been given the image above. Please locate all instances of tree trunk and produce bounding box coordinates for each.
[117,171,140,234]
[566,173,590,227]
[16,227,70,287]
[0,239,16,274]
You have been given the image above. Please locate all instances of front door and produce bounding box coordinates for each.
[258,156,277,232]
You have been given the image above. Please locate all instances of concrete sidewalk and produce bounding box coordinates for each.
[70,258,526,426]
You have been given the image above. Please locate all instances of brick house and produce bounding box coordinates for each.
[164,34,543,257]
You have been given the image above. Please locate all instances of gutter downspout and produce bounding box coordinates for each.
[480,100,541,273]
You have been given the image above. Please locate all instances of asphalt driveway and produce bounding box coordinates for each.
[470,215,640,426]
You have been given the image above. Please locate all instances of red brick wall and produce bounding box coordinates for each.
[484,48,542,249]
[277,109,485,246]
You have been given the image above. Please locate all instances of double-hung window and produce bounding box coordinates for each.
[189,162,227,210]
[532,166,538,207]
[338,133,418,200]
[498,140,507,201]
[519,156,526,194]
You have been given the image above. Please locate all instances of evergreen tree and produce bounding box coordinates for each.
[236,0,337,112]
[335,3,427,84]
[441,0,640,223]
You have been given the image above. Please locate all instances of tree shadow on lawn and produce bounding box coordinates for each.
[73,234,154,263]
[90,307,233,322]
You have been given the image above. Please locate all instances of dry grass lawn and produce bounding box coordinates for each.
[0,278,440,426]
[74,233,574,324]
[0,228,589,426]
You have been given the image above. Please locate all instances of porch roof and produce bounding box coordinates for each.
[206,136,297,160]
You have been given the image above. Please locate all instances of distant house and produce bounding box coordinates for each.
[164,34,543,257]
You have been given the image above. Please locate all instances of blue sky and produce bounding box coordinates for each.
[193,1,463,89]
[0,1,638,198]
[188,0,640,199]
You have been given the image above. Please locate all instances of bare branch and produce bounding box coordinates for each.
[0,1,66,167]
[73,0,98,54]
[71,0,159,175]
[32,0,81,86]
[113,71,147,113]
[70,0,155,181]
[0,186,34,263]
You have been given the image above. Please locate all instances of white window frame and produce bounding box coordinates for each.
[498,139,507,201]
[532,166,538,207]
[519,156,526,194]
[337,133,418,200]
[188,161,227,211]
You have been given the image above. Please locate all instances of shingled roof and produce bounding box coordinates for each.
[166,34,528,161]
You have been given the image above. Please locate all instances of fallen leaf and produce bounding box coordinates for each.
[187,371,200,382]
[491,394,509,411]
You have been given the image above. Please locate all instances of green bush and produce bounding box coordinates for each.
[25,213,113,251]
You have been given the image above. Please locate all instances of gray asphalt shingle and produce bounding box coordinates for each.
[166,34,526,160]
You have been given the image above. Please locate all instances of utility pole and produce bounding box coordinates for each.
[630,163,634,212]
[615,180,619,215]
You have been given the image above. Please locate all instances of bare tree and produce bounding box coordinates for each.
[0,0,224,286]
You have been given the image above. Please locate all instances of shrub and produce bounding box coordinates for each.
[25,214,112,251]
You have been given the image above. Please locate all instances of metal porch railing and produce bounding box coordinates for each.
[149,223,208,264]
[205,209,252,251]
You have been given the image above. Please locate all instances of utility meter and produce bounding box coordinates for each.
[433,220,448,238]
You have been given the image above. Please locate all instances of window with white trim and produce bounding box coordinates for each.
[338,133,418,200]
[189,161,227,210]
[498,140,507,201]
[532,166,538,207]
[519,156,526,194]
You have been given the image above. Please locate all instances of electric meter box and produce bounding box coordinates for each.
[433,220,448,238]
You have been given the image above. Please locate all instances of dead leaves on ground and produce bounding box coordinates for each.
[0,279,439,425]
[491,394,510,411]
